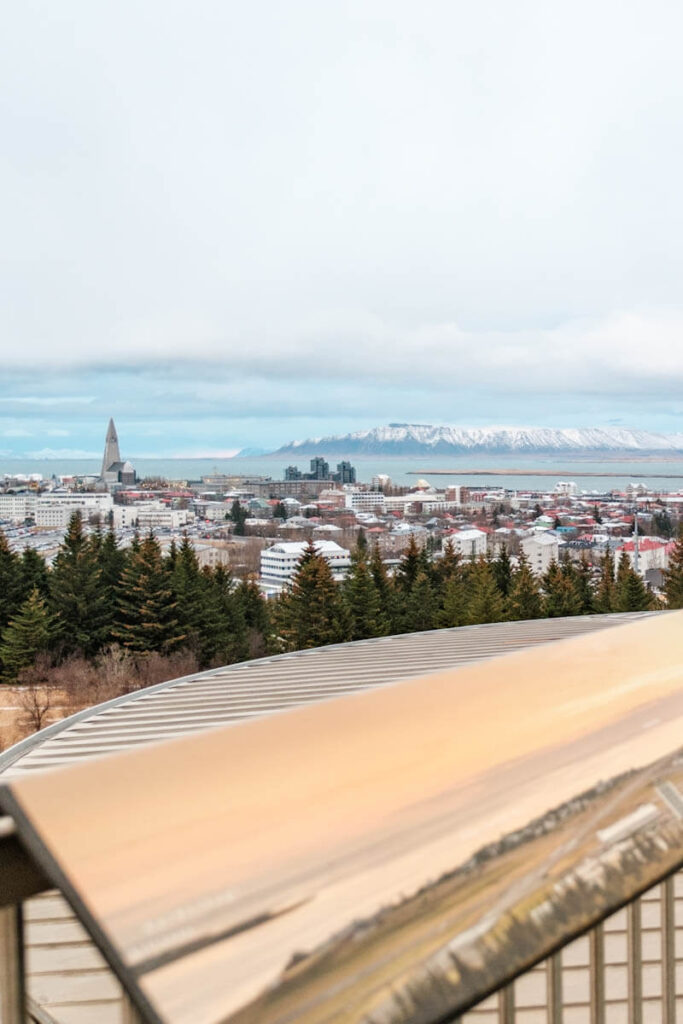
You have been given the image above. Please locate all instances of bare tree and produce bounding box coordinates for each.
[18,685,53,734]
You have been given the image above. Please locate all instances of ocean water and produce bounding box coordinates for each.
[3,453,683,492]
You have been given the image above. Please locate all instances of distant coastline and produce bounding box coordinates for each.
[409,468,683,479]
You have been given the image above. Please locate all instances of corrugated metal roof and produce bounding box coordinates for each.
[2,612,656,780]
[0,611,661,1024]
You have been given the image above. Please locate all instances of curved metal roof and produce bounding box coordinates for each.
[0,612,655,780]
[0,611,669,1024]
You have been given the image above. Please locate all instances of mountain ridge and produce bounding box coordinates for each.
[273,424,683,456]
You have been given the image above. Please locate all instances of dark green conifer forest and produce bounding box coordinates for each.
[0,515,670,698]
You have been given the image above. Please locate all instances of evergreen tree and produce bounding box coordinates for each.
[438,575,468,627]
[204,565,249,665]
[355,528,368,558]
[230,499,248,536]
[49,512,109,656]
[614,557,654,612]
[0,589,54,682]
[235,576,270,637]
[343,557,389,640]
[401,571,437,633]
[273,502,287,521]
[114,534,184,653]
[18,547,49,603]
[434,539,461,587]
[507,553,543,621]
[394,535,423,594]
[492,545,513,597]
[664,535,683,608]
[171,536,209,656]
[542,559,583,618]
[99,528,126,642]
[434,540,466,627]
[574,555,595,614]
[594,550,616,613]
[466,557,505,624]
[0,531,22,632]
[369,544,397,633]
[275,541,349,650]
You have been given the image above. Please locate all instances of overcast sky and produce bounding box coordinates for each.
[3,0,683,458]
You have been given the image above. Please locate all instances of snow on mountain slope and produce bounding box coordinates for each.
[274,424,683,455]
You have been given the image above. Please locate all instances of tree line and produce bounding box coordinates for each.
[0,514,267,683]
[1,514,682,687]
[271,531,670,651]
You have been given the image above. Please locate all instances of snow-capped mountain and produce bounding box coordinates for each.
[274,424,683,455]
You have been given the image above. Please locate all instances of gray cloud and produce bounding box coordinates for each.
[2,0,683,449]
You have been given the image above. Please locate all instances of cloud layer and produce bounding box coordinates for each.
[2,1,683,454]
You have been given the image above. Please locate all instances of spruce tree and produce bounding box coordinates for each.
[235,576,270,637]
[395,535,423,594]
[438,576,468,627]
[49,512,109,656]
[18,547,50,603]
[369,544,398,633]
[230,499,248,536]
[542,559,583,618]
[114,534,184,653]
[401,571,437,633]
[0,531,22,632]
[466,557,505,624]
[203,565,249,665]
[343,557,389,640]
[507,553,543,621]
[663,535,683,608]
[435,541,467,628]
[171,535,208,655]
[355,528,368,557]
[99,528,126,642]
[434,539,461,587]
[275,541,349,650]
[0,589,54,682]
[614,558,654,612]
[594,550,616,613]
[492,545,513,597]
[574,555,595,614]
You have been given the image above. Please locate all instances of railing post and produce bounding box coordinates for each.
[547,951,563,1024]
[121,994,145,1023]
[0,904,25,1024]
[498,983,515,1023]
[589,922,605,1024]
[662,877,676,1024]
[627,899,642,1024]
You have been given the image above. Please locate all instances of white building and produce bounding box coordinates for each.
[112,502,192,530]
[554,481,578,497]
[616,538,670,577]
[345,491,387,513]
[260,540,351,587]
[0,493,38,522]
[194,500,230,522]
[520,532,560,575]
[449,529,488,558]
[34,494,114,529]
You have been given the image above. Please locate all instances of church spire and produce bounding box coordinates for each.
[101,418,121,476]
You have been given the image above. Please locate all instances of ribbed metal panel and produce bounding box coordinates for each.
[0,611,662,1024]
[2,613,654,779]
